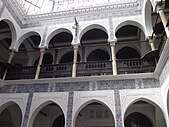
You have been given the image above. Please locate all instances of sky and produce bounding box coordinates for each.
[16,0,114,15]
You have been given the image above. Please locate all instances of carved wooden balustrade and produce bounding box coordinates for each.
[77,61,112,76]
[117,58,156,74]
[5,66,36,80]
[39,63,72,78]
[158,31,167,58]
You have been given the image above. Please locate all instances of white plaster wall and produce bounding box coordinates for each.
[73,90,115,127]
[28,92,69,127]
[0,93,29,126]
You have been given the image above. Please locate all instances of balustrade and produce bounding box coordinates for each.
[4,58,157,80]
[117,58,156,74]
[5,66,36,80]
[158,31,167,57]
[39,63,72,78]
[77,61,112,76]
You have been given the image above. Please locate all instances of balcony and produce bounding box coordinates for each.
[1,58,156,80]
[0,29,167,81]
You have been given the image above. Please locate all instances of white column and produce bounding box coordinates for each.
[109,40,117,75]
[72,44,79,77]
[35,48,46,79]
[147,35,156,51]
[3,49,15,80]
[157,5,169,38]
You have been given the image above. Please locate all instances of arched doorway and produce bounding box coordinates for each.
[87,49,110,61]
[32,103,65,127]
[0,103,22,127]
[60,51,80,63]
[75,102,115,127]
[116,47,140,59]
[124,100,167,127]
[125,112,153,127]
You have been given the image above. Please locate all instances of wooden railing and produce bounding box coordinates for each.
[5,66,36,80]
[39,63,72,78]
[77,61,112,76]
[117,58,156,74]
[5,58,156,80]
[158,31,167,57]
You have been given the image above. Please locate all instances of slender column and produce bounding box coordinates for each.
[35,47,46,79]
[147,35,156,51]
[157,5,169,38]
[3,49,15,80]
[109,39,117,75]
[72,44,79,77]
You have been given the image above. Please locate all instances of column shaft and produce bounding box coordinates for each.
[157,6,169,37]
[3,49,15,80]
[72,45,79,77]
[35,48,45,79]
[110,40,117,75]
[148,35,156,51]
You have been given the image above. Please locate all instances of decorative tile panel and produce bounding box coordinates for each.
[21,93,33,127]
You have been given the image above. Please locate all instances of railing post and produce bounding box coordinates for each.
[35,47,46,79]
[3,49,15,80]
[156,4,169,38]
[109,39,117,75]
[72,44,79,77]
[147,34,156,51]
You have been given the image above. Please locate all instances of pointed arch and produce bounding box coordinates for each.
[115,21,146,38]
[28,100,65,127]
[0,101,22,127]
[59,51,81,63]
[46,28,73,47]
[80,24,108,42]
[15,31,41,52]
[116,46,141,59]
[73,99,115,127]
[87,49,110,61]
[0,19,17,49]
[124,97,167,127]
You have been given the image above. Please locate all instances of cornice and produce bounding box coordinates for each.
[2,0,143,28]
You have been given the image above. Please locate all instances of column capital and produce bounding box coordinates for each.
[40,47,46,52]
[147,34,156,43]
[108,39,117,47]
[9,49,16,55]
[156,5,163,13]
[72,44,80,49]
